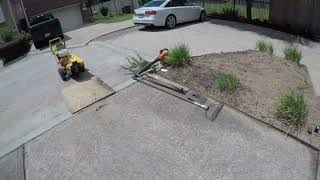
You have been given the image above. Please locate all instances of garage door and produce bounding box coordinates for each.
[51,5,83,32]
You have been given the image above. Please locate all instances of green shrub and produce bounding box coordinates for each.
[122,54,148,73]
[100,7,109,17]
[0,26,16,42]
[283,46,303,64]
[256,40,273,55]
[274,89,308,130]
[214,72,240,93]
[18,31,30,41]
[166,44,190,67]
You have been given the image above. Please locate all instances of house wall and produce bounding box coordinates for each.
[0,0,6,23]
[270,0,320,38]
[0,0,15,28]
[90,0,139,15]
[22,0,82,16]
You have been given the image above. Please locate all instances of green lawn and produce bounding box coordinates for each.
[93,13,133,24]
[204,2,269,20]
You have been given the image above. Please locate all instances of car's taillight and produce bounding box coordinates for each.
[145,10,157,15]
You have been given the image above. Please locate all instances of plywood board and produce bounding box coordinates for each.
[62,77,115,113]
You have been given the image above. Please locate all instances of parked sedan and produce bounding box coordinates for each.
[133,0,206,29]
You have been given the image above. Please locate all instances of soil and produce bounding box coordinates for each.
[160,51,320,149]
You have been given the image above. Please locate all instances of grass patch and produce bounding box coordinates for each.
[166,44,190,67]
[93,13,133,24]
[283,46,303,65]
[256,40,273,55]
[274,89,308,130]
[214,72,240,93]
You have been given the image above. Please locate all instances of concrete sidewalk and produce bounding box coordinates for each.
[65,20,135,46]
[28,20,135,54]
[20,83,317,180]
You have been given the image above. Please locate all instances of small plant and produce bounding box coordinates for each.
[0,26,16,42]
[283,46,303,65]
[127,54,148,68]
[166,43,190,67]
[274,89,309,130]
[100,7,109,17]
[122,54,148,73]
[256,40,273,55]
[214,72,240,93]
[122,54,160,73]
[18,31,30,41]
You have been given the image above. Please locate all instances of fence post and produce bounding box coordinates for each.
[246,0,252,21]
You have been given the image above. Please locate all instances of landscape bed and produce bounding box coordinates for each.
[160,51,320,149]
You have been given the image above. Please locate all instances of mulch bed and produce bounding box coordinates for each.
[160,51,320,149]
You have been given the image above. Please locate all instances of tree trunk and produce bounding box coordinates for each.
[246,0,252,21]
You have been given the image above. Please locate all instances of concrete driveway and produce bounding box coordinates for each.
[96,19,320,96]
[1,19,320,179]
[0,42,140,158]
[23,83,318,179]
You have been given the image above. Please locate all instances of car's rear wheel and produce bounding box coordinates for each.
[200,11,207,21]
[166,15,176,29]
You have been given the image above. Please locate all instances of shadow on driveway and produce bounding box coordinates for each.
[139,20,207,32]
[73,70,95,82]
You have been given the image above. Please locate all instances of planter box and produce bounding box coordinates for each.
[0,39,31,64]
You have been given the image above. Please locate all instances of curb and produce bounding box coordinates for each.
[85,25,137,45]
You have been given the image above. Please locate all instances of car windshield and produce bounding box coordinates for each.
[143,0,166,7]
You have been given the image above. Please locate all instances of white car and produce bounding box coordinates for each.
[133,0,206,29]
